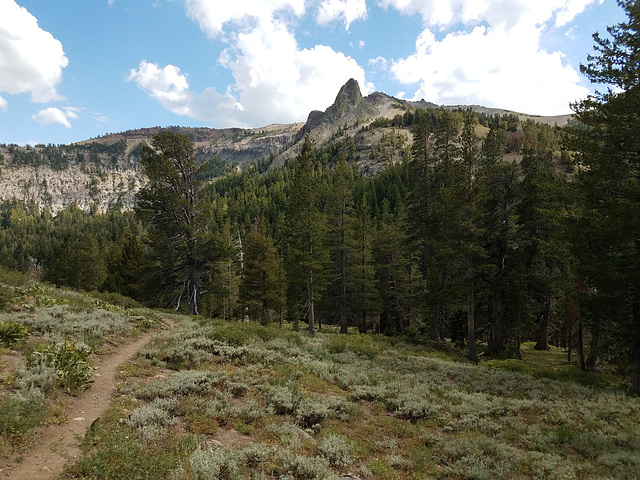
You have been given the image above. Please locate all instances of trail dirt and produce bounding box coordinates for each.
[3,319,175,480]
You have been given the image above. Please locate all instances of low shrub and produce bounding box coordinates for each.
[29,341,94,394]
[318,434,353,467]
[125,397,178,439]
[181,447,241,480]
[16,356,57,393]
[325,334,380,359]
[0,390,48,436]
[387,391,437,422]
[0,319,29,346]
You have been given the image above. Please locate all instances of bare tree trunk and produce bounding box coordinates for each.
[534,296,551,350]
[430,270,445,344]
[468,287,477,362]
[585,325,600,373]
[489,291,505,352]
[577,319,586,371]
[308,269,315,335]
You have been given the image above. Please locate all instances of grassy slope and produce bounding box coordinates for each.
[2,277,639,479]
[65,321,640,479]
[0,275,165,468]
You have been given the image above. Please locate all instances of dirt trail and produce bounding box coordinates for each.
[4,319,174,480]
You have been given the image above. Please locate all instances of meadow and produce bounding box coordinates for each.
[1,275,639,479]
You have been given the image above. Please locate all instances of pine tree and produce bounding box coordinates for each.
[479,125,520,353]
[351,187,378,333]
[516,150,571,351]
[325,155,356,334]
[239,216,286,325]
[283,134,329,334]
[405,114,438,341]
[374,204,413,335]
[135,132,206,314]
[567,0,640,391]
[457,110,485,361]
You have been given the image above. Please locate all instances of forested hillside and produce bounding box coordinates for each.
[1,2,639,396]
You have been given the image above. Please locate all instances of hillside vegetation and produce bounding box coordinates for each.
[1,272,639,479]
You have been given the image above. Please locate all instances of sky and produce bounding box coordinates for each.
[0,0,628,146]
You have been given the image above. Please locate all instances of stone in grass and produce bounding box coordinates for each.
[294,427,313,441]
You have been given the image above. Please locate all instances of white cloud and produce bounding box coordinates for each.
[0,95,7,110]
[368,56,388,72]
[184,0,304,38]
[32,107,78,128]
[130,2,368,127]
[317,0,367,29]
[127,60,244,123]
[382,0,599,115]
[555,0,603,27]
[378,0,600,30]
[392,24,589,114]
[0,1,68,104]
[223,17,367,125]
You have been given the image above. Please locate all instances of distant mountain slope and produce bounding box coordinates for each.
[0,79,572,213]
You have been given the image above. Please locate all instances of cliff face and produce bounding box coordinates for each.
[0,144,145,213]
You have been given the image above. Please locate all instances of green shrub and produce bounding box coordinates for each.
[0,390,48,436]
[182,447,241,480]
[268,384,303,415]
[387,391,437,422]
[318,434,353,467]
[29,341,94,394]
[325,334,380,359]
[65,425,190,480]
[125,397,178,439]
[0,319,29,346]
[16,356,57,393]
[89,290,142,309]
[296,398,330,428]
[0,285,13,310]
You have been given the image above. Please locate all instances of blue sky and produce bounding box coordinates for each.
[0,0,627,145]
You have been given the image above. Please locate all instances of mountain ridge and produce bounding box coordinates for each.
[0,79,572,213]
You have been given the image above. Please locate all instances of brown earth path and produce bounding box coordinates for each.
[3,319,175,480]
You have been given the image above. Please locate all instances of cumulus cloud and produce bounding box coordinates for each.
[32,107,79,128]
[184,0,304,38]
[0,1,68,104]
[130,1,367,127]
[222,17,367,125]
[317,0,367,29]
[385,0,598,114]
[127,60,243,124]
[378,0,600,29]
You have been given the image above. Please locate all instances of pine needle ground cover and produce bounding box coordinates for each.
[63,318,639,480]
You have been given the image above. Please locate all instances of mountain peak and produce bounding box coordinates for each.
[334,78,362,107]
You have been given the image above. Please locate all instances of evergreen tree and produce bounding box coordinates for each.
[239,216,286,325]
[135,132,206,314]
[479,125,520,353]
[282,134,329,333]
[457,110,485,361]
[405,114,438,341]
[325,155,356,333]
[567,0,640,391]
[374,204,414,335]
[351,187,378,333]
[516,150,571,351]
